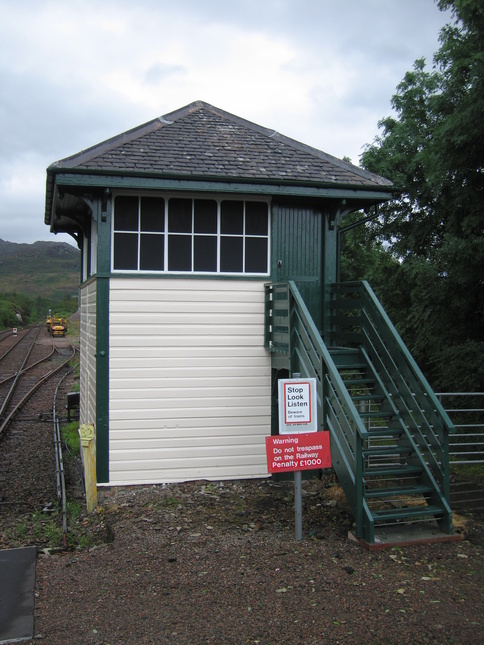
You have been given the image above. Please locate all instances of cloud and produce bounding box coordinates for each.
[0,0,451,245]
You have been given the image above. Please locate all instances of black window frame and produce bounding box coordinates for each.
[112,194,270,276]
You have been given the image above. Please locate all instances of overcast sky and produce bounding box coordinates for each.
[1,0,452,247]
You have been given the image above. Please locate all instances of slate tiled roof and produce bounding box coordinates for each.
[50,101,392,189]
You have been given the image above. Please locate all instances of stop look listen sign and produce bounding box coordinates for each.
[278,377,318,434]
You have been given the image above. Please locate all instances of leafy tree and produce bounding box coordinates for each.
[339,210,405,322]
[360,0,483,390]
[0,297,20,328]
[0,291,78,330]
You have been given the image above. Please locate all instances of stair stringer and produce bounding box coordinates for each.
[373,414,453,533]
[358,344,453,533]
[326,415,378,542]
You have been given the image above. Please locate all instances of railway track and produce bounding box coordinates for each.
[0,326,74,436]
[0,325,80,548]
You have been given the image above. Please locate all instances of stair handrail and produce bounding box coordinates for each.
[265,281,371,445]
[265,280,370,534]
[359,280,455,432]
[331,280,455,497]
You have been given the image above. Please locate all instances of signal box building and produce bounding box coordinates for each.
[46,102,456,545]
[44,101,393,485]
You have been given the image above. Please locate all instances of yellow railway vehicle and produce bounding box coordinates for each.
[50,317,67,337]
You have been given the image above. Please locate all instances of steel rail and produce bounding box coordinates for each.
[0,327,31,360]
[0,329,16,343]
[0,344,56,387]
[0,327,41,419]
[52,362,79,547]
[0,343,76,437]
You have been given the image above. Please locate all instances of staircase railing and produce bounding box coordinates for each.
[265,281,370,533]
[265,280,455,541]
[329,281,455,499]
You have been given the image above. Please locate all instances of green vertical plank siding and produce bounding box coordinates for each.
[95,197,111,483]
[322,217,338,341]
[271,203,324,330]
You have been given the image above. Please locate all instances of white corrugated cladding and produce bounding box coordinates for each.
[79,280,97,427]
[108,278,272,484]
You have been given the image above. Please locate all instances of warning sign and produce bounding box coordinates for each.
[278,378,317,434]
[265,432,331,473]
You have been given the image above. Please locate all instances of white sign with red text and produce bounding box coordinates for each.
[278,377,317,434]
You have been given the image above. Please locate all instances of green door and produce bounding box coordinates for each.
[271,203,324,331]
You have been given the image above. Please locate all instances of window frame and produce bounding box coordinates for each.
[111,192,271,277]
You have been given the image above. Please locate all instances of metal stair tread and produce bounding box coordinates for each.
[371,504,444,521]
[359,411,396,419]
[363,445,412,456]
[365,484,434,498]
[351,394,386,401]
[336,362,367,369]
[363,464,422,477]
[366,428,404,437]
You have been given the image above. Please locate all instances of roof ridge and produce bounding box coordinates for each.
[161,100,277,137]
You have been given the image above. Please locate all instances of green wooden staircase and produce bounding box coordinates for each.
[264,280,456,545]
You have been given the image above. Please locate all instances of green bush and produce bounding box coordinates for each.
[61,421,80,456]
[0,297,21,327]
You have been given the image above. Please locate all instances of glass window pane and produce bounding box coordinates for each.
[114,232,138,269]
[141,197,164,232]
[140,234,164,270]
[220,237,243,272]
[114,196,138,231]
[169,198,192,232]
[245,237,268,273]
[194,236,217,271]
[168,235,191,271]
[221,201,243,234]
[194,199,217,233]
[246,202,268,235]
[114,197,269,275]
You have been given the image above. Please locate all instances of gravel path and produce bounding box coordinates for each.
[30,480,484,644]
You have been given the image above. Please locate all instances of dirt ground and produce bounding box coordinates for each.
[2,326,483,644]
[28,479,484,645]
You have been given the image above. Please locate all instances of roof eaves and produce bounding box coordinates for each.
[50,168,396,203]
[50,164,393,189]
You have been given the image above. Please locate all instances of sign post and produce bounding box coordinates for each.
[266,375,331,540]
[295,470,302,540]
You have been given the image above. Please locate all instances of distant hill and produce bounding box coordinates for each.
[0,239,80,300]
